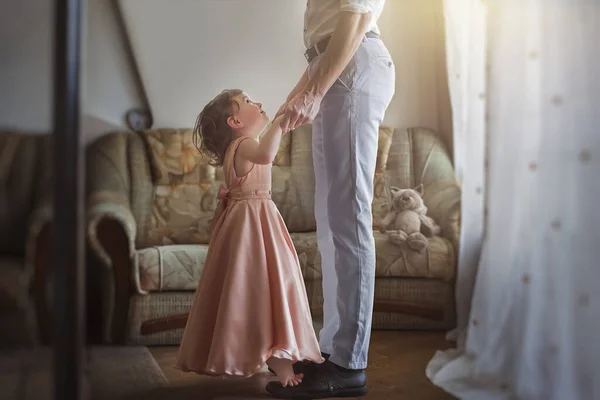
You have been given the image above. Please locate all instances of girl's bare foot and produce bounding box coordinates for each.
[266,357,304,387]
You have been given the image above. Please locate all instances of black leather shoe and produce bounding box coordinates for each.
[268,352,330,375]
[265,360,367,399]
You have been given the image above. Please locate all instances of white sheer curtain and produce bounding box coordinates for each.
[427,1,600,399]
[440,0,489,347]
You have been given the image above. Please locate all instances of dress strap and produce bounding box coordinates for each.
[224,136,253,186]
[211,137,249,235]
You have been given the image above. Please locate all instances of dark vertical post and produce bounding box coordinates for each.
[53,0,87,399]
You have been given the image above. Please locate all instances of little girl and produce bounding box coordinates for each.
[175,89,324,387]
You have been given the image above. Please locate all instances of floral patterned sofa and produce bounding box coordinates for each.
[86,125,460,345]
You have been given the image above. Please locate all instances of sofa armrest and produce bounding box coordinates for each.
[86,132,137,267]
[85,132,137,343]
[87,193,136,268]
[92,217,133,344]
[422,179,461,252]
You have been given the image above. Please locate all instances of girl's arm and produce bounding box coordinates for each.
[236,115,284,165]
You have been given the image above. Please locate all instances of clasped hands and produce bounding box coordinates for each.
[274,91,322,134]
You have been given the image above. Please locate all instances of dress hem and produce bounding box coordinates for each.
[175,347,325,379]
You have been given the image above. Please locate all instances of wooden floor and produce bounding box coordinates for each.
[150,331,456,399]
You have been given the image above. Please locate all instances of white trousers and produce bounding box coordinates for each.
[308,36,395,370]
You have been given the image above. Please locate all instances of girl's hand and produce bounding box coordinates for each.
[273,114,289,135]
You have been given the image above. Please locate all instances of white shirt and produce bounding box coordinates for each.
[303,0,386,49]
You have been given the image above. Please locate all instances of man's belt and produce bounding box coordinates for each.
[304,31,380,63]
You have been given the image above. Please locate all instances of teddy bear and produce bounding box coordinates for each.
[379,184,441,252]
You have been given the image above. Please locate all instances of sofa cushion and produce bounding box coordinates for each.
[385,127,456,191]
[147,183,216,246]
[291,231,455,281]
[133,244,209,294]
[284,125,318,232]
[134,229,455,294]
[271,165,312,234]
[140,129,224,247]
[374,232,455,280]
[290,232,321,280]
[144,129,206,184]
[274,131,292,166]
[135,125,397,246]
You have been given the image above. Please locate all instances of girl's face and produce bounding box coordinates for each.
[227,92,269,138]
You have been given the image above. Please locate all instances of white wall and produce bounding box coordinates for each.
[0,0,144,141]
[0,0,53,132]
[1,0,451,146]
[85,0,145,132]
[118,0,452,142]
[379,0,451,138]
[118,0,307,129]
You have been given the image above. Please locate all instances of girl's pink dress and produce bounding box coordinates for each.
[176,136,323,377]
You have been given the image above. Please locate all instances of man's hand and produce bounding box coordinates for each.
[274,102,288,120]
[274,105,292,135]
[279,91,322,133]
[290,11,371,121]
[277,10,371,133]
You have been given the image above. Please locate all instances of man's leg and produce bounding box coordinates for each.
[324,39,395,371]
[266,37,395,398]
[320,94,376,370]
[312,107,339,356]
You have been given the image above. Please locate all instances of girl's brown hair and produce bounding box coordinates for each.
[193,89,243,166]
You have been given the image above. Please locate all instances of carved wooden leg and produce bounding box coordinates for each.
[97,218,132,344]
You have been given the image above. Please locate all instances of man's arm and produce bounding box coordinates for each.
[305,10,372,98]
[275,68,309,119]
[280,10,372,132]
[288,68,309,102]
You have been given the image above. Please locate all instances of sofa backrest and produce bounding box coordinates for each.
[385,127,458,224]
[128,125,455,249]
[131,129,221,249]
